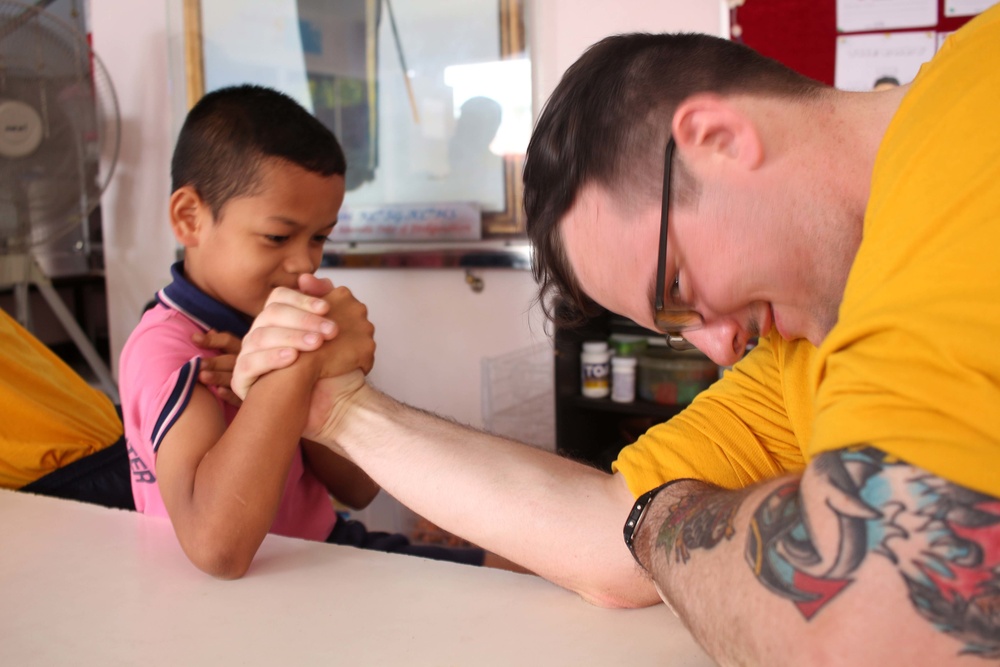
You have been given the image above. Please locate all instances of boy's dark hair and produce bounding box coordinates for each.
[171,84,347,219]
[522,32,824,327]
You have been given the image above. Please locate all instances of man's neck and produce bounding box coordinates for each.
[820,85,909,216]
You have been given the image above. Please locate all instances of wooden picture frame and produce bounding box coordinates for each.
[182,0,529,251]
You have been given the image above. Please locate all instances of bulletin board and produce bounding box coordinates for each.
[732,0,980,85]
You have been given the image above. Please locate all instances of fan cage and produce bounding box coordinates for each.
[0,0,120,252]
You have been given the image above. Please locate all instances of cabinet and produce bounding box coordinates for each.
[553,307,717,470]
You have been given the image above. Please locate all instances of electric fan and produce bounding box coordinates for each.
[0,0,121,402]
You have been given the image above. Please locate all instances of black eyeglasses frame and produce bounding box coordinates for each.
[653,136,702,351]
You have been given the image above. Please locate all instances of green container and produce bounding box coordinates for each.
[608,334,648,358]
[637,346,718,405]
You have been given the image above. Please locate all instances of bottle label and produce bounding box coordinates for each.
[581,360,610,397]
[611,367,635,403]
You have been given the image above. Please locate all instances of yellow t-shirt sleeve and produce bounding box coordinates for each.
[613,333,808,498]
[0,309,122,489]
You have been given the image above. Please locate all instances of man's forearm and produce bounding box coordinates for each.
[320,383,660,607]
[634,449,1000,667]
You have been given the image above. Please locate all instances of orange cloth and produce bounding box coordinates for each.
[0,308,122,489]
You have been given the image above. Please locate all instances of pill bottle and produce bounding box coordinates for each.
[611,355,638,403]
[580,341,611,398]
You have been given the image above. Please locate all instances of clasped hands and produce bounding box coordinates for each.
[200,274,376,440]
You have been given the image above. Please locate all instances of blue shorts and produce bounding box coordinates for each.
[326,518,485,567]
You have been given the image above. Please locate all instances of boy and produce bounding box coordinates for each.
[119,85,484,578]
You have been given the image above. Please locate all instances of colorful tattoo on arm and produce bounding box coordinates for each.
[744,446,1000,658]
[655,487,742,564]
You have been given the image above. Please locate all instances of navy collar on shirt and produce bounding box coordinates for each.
[156,261,252,338]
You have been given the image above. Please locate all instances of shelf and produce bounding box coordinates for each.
[563,394,687,420]
[553,304,718,469]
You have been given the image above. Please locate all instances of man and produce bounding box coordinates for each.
[229,6,1000,665]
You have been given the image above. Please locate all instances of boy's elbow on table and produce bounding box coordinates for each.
[180,532,256,580]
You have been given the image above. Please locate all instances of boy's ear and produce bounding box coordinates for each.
[671,94,763,172]
[169,186,208,246]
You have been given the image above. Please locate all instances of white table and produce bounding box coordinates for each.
[0,490,716,666]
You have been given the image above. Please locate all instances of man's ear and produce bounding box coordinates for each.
[672,94,763,171]
[169,186,208,246]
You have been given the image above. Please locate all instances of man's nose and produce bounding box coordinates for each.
[683,320,750,367]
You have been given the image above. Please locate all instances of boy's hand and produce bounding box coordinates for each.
[193,329,243,407]
[232,276,376,400]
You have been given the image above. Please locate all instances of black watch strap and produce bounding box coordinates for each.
[622,479,692,567]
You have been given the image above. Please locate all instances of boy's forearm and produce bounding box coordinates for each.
[173,361,319,578]
[301,438,380,509]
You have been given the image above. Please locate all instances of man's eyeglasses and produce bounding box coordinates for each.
[654,136,703,351]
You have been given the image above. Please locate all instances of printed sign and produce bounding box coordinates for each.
[331,202,483,242]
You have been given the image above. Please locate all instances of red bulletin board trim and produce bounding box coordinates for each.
[734,0,978,85]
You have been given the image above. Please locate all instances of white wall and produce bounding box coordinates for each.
[319,267,550,427]
[530,0,727,110]
[91,0,183,378]
[92,0,725,531]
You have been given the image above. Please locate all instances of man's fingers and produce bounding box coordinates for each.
[264,286,333,317]
[231,347,300,400]
[242,321,336,357]
[250,302,338,341]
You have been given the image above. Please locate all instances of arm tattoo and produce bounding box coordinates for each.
[656,488,741,564]
[744,446,1000,658]
[649,448,1000,656]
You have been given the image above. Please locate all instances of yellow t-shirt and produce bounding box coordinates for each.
[0,308,122,489]
[613,332,814,498]
[811,6,1000,498]
[615,6,1000,499]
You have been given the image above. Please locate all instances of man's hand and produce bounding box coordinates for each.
[232,274,376,400]
[193,329,242,407]
[301,369,368,443]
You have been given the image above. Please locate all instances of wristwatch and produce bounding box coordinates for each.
[622,479,690,567]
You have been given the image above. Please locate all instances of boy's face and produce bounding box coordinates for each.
[180,159,346,318]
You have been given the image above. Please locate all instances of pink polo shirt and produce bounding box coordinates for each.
[118,263,337,541]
